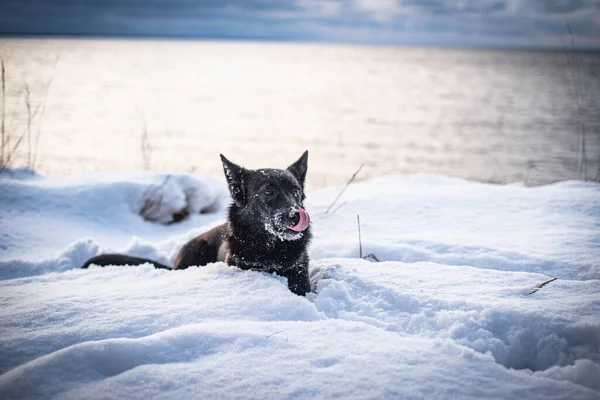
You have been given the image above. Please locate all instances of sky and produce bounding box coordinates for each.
[0,0,599,49]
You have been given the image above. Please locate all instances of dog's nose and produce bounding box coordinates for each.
[288,209,300,224]
[288,207,310,232]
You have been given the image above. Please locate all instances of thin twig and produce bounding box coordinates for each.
[3,134,26,168]
[565,19,587,180]
[357,214,379,262]
[332,201,348,214]
[141,116,151,170]
[3,100,44,168]
[1,58,5,165]
[136,108,152,171]
[325,163,364,213]
[524,160,537,187]
[24,85,32,167]
[363,253,380,262]
[31,77,53,169]
[31,49,60,169]
[0,56,55,171]
[139,175,173,222]
[265,330,288,342]
[528,277,558,295]
[357,214,363,259]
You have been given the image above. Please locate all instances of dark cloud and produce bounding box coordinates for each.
[0,0,598,48]
[530,0,586,14]
[397,0,509,15]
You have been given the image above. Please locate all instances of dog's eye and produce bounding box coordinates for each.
[264,188,273,196]
[294,189,301,197]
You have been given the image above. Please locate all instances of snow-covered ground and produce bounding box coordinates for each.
[1,168,599,399]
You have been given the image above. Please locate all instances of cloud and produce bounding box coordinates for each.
[0,0,598,48]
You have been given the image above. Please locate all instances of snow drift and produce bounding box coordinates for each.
[0,168,598,399]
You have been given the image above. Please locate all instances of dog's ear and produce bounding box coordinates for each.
[287,150,308,188]
[220,154,246,206]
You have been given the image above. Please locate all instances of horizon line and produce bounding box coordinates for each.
[1,32,599,52]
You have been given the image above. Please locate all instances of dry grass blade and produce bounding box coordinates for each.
[528,277,558,295]
[357,214,379,262]
[0,56,55,170]
[31,77,53,169]
[265,330,288,342]
[357,214,363,259]
[139,175,171,220]
[331,201,348,214]
[140,116,151,170]
[363,253,380,262]
[565,18,587,180]
[135,108,152,171]
[3,99,45,169]
[325,163,364,213]
[25,85,32,166]
[1,58,5,165]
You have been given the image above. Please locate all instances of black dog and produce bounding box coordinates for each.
[82,151,312,296]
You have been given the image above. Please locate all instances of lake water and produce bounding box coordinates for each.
[1,38,599,189]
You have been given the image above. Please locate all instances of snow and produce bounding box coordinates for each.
[1,168,599,399]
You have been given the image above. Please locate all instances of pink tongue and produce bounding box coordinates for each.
[289,208,310,232]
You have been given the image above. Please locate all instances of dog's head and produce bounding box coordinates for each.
[220,151,310,241]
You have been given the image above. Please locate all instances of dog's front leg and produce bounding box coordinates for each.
[283,262,311,296]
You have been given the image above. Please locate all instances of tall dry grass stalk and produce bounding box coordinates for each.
[31,78,53,169]
[357,214,363,259]
[565,19,587,180]
[2,84,48,169]
[1,58,5,166]
[24,85,32,167]
[326,163,364,213]
[356,214,379,262]
[0,54,57,171]
[140,117,151,170]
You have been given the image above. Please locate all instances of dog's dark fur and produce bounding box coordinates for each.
[82,151,312,296]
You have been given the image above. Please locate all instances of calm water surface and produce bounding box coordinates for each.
[1,38,599,189]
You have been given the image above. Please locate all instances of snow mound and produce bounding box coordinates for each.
[1,171,599,398]
[139,174,224,223]
[2,320,597,400]
[0,170,229,263]
[0,238,100,280]
[310,261,600,372]
[0,169,227,225]
[309,176,600,281]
